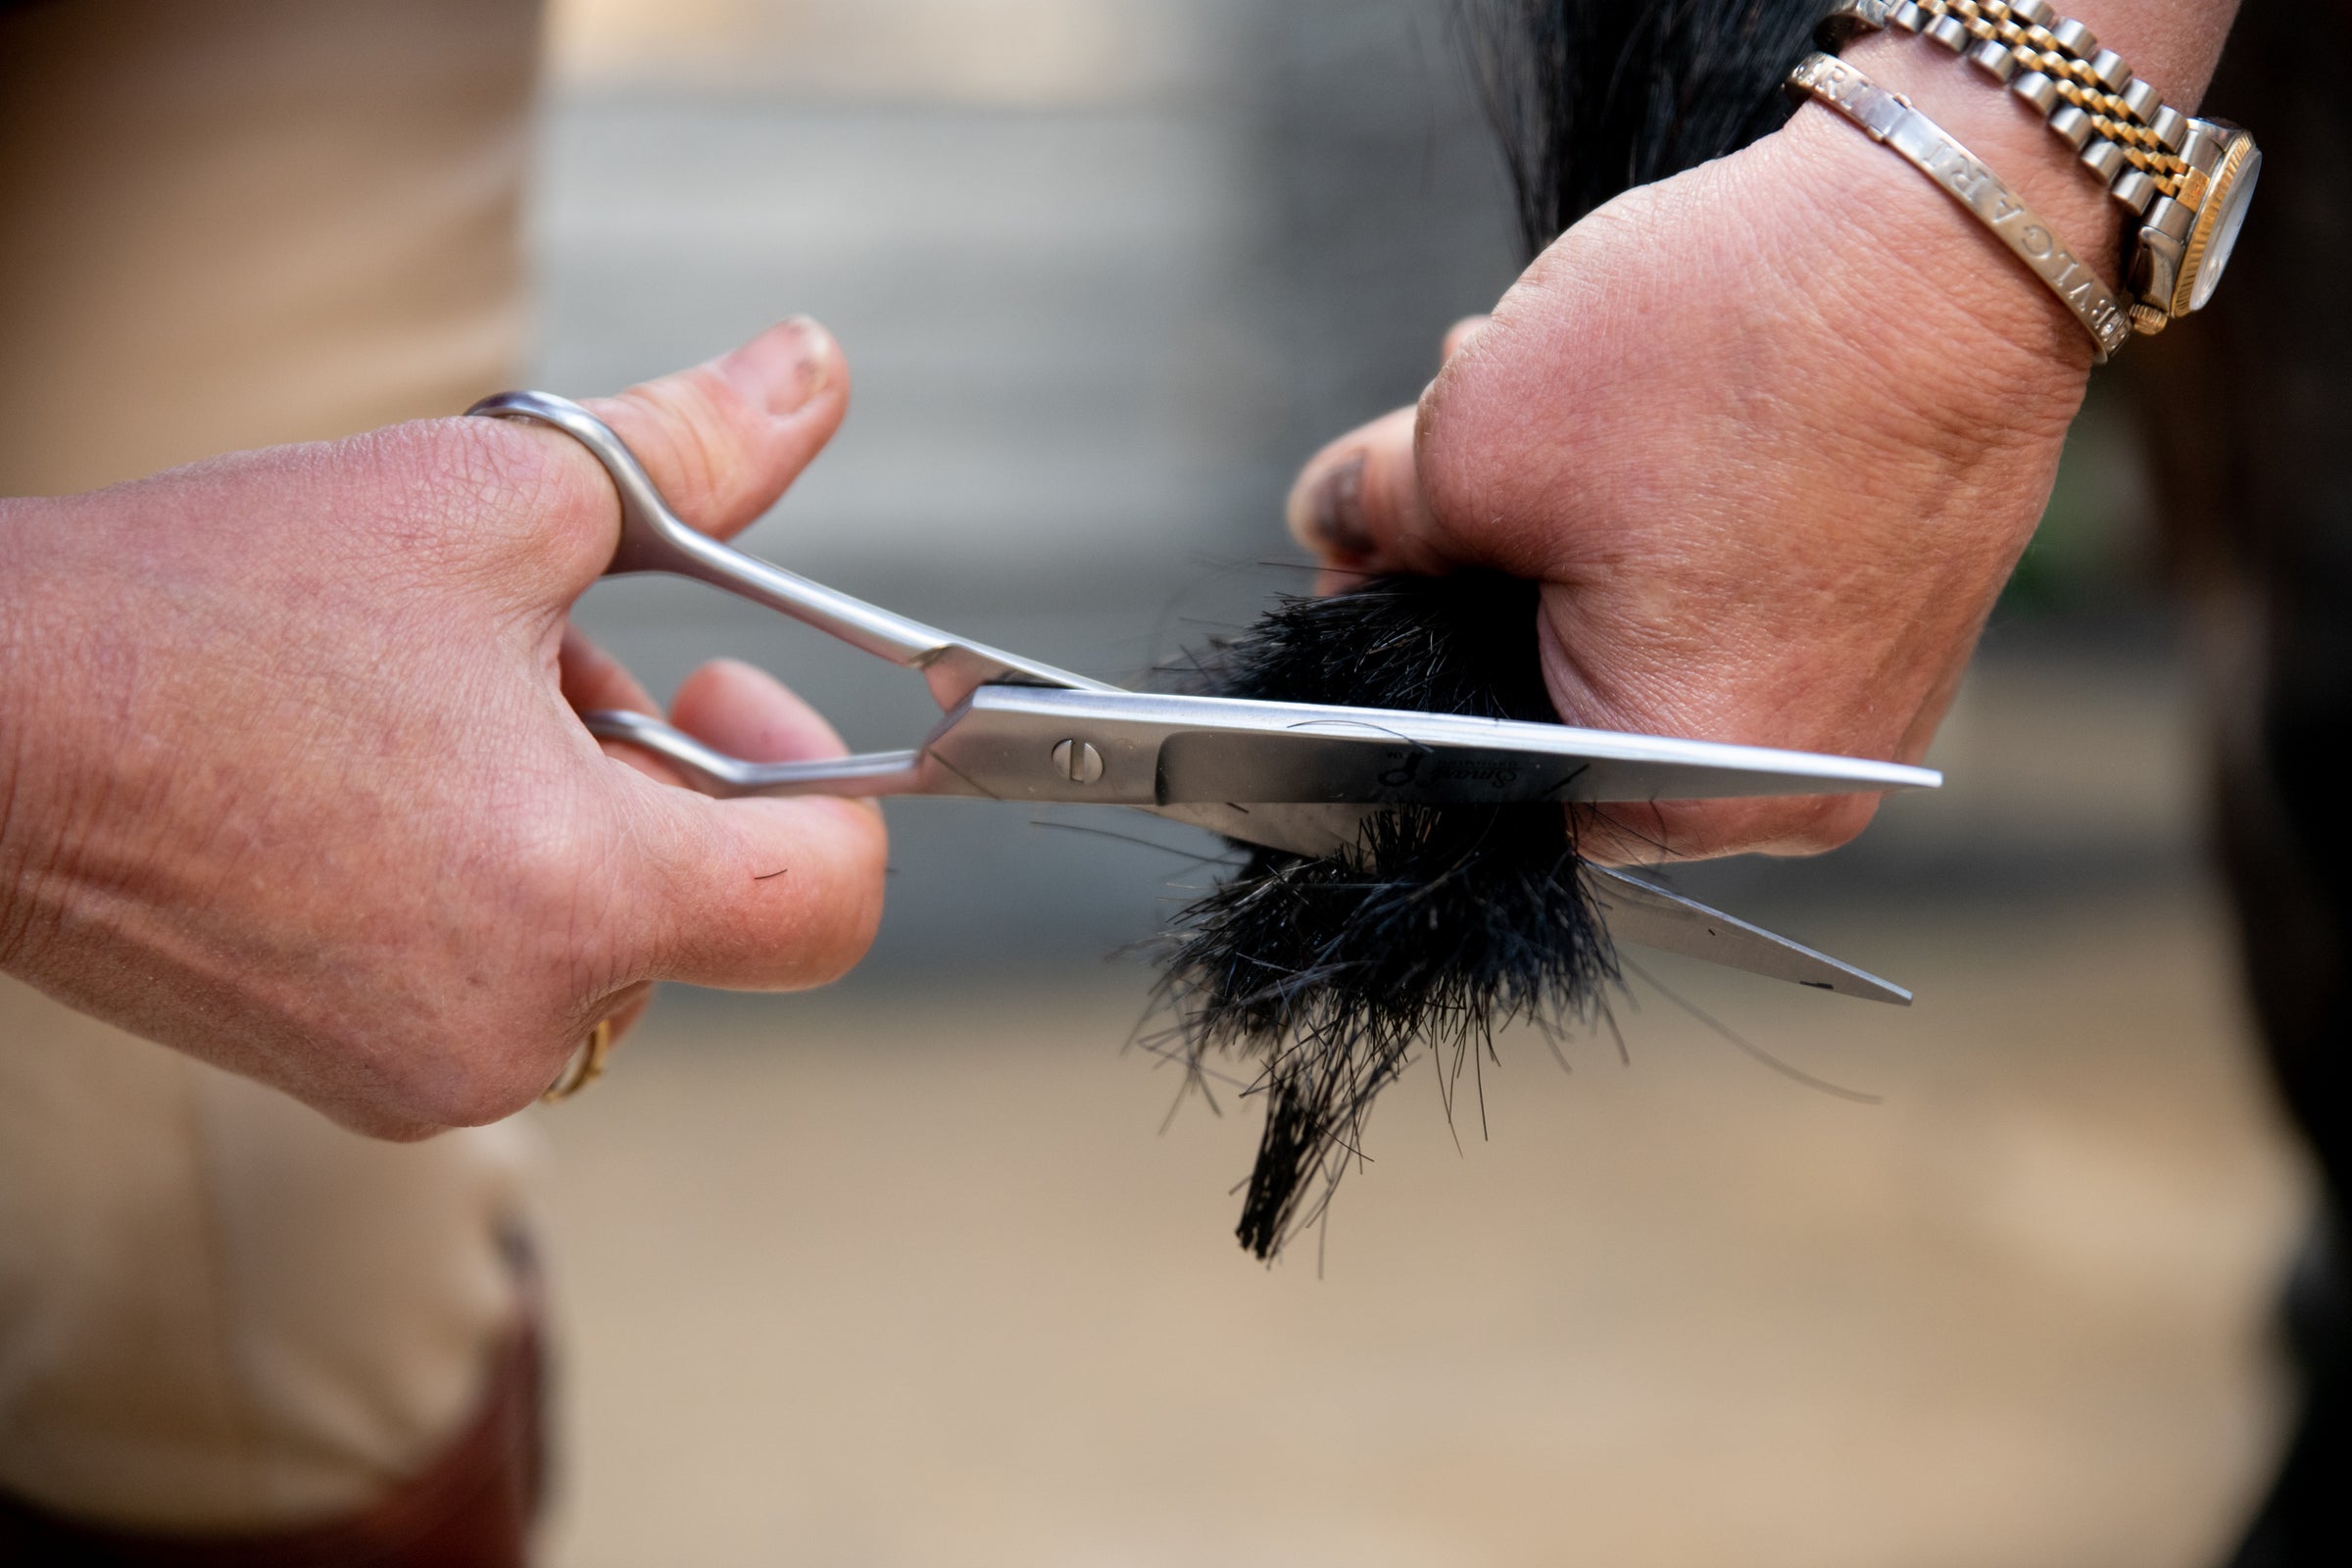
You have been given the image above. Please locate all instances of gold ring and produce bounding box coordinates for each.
[542,1017,617,1103]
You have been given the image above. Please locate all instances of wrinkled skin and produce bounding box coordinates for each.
[0,320,887,1139]
[1286,13,2235,864]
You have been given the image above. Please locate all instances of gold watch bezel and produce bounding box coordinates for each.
[2171,126,2261,318]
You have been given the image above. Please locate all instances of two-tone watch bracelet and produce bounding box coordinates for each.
[1824,0,2263,334]
[1788,51,2130,360]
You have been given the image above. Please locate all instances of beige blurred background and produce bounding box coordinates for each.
[535,1,2297,1562]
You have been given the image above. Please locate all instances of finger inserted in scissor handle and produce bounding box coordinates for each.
[467,390,1111,710]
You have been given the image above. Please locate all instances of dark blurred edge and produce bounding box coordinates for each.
[2120,2,2352,1563]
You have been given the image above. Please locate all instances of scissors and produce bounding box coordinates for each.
[473,391,1940,1005]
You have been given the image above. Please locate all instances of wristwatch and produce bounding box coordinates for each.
[1821,0,2261,335]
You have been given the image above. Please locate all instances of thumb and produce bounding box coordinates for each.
[1284,405,1443,577]
[587,316,850,545]
[1284,315,1490,578]
[479,318,852,598]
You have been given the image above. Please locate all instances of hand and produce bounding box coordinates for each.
[1291,121,2082,861]
[1283,14,2229,865]
[0,319,887,1138]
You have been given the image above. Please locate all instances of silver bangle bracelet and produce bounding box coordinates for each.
[1788,51,2131,361]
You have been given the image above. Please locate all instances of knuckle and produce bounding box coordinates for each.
[369,417,541,518]
[612,372,742,530]
[503,439,623,576]
[341,417,614,583]
[1410,387,1485,563]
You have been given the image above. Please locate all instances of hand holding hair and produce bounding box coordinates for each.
[1175,0,2241,1255]
[0,319,887,1139]
[1285,0,2238,867]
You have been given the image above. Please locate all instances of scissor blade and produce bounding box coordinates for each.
[1585,868,1911,1004]
[936,686,1937,806]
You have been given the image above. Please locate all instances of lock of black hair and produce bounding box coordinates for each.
[1157,573,1617,1259]
[1159,3,1825,1258]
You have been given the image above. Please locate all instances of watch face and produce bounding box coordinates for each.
[2184,136,2261,313]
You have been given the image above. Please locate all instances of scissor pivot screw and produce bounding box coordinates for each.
[1053,739,1105,785]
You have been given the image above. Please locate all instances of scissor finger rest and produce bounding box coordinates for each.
[583,710,939,798]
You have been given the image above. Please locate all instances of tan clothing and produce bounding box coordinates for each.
[0,0,540,492]
[0,0,546,1534]
[0,1013,540,1534]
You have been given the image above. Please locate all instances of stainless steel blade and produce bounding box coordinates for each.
[1585,867,1910,1004]
[936,686,1939,807]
